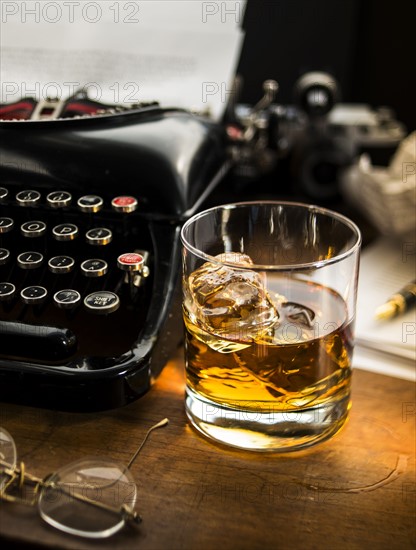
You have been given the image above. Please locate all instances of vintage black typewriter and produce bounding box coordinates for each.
[0,92,228,411]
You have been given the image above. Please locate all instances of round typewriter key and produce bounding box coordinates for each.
[46,191,72,208]
[21,220,47,238]
[52,223,79,241]
[111,196,138,213]
[53,289,81,309]
[81,258,108,277]
[77,195,104,213]
[84,291,120,314]
[16,190,41,206]
[0,187,8,203]
[86,227,112,246]
[0,217,14,234]
[0,248,10,265]
[21,285,47,304]
[117,252,144,272]
[17,251,44,269]
[48,255,75,274]
[0,282,16,301]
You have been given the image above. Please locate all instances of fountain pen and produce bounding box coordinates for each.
[375,279,416,320]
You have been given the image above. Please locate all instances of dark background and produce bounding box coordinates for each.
[237,0,414,131]
[209,0,414,241]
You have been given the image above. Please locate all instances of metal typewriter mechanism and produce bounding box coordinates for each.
[0,91,229,410]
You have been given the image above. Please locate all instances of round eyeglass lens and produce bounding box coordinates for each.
[38,459,137,538]
[0,427,17,490]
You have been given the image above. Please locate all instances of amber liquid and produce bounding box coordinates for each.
[184,277,353,412]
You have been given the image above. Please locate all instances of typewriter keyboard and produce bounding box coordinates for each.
[0,185,156,365]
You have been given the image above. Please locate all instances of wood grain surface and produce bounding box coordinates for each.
[0,350,415,550]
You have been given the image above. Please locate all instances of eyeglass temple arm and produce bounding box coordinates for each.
[43,479,142,525]
[127,417,169,469]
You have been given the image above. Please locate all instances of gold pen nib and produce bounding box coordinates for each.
[374,284,415,321]
[375,301,398,320]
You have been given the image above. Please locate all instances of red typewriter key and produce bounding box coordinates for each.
[117,253,144,272]
[111,196,138,213]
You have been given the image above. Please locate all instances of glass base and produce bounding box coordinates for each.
[185,387,350,452]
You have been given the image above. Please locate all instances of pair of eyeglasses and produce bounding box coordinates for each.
[0,418,168,539]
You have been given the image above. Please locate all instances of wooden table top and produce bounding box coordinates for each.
[0,350,415,550]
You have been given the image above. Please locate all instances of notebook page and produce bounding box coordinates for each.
[355,237,416,358]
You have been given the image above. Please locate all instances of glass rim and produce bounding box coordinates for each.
[181,200,362,271]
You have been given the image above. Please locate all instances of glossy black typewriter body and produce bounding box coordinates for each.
[0,97,227,410]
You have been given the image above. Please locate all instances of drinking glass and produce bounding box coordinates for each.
[181,201,361,451]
